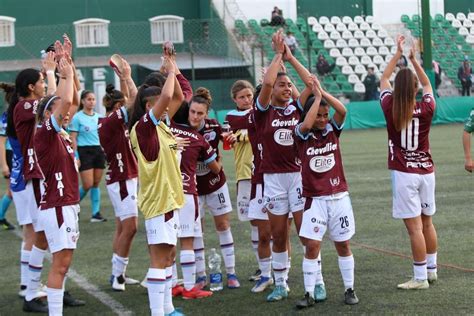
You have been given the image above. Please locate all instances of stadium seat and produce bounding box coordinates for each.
[342,16,352,24]
[354,30,365,39]
[452,19,462,28]
[372,37,384,47]
[390,46,398,54]
[385,54,394,62]
[318,31,329,40]
[341,82,353,93]
[360,22,370,31]
[354,15,364,24]
[456,12,467,21]
[471,27,474,34]
[324,24,335,32]
[354,47,365,56]
[319,16,330,25]
[313,24,323,33]
[366,46,378,56]
[331,16,342,24]
[354,64,366,74]
[445,13,455,21]
[336,39,348,48]
[378,46,389,55]
[366,30,377,38]
[342,30,353,39]
[377,29,388,38]
[342,64,354,74]
[464,19,473,27]
[348,56,360,65]
[336,56,348,66]
[336,23,347,32]
[365,15,375,24]
[348,73,360,84]
[330,30,341,40]
[360,38,372,47]
[330,48,341,57]
[384,37,395,46]
[373,55,384,65]
[307,16,318,26]
[469,12,474,21]
[371,22,381,31]
[336,74,347,84]
[260,18,269,26]
[379,62,387,72]
[354,82,366,93]
[401,15,410,23]
[324,39,335,48]
[360,55,371,65]
[348,22,358,31]
[349,38,359,47]
[412,14,420,22]
[342,47,354,57]
[459,27,469,36]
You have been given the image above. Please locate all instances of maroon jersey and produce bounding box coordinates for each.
[294,121,348,197]
[380,90,435,174]
[35,117,79,209]
[196,118,227,195]
[254,99,302,173]
[170,122,216,195]
[248,110,263,184]
[98,107,138,185]
[13,99,43,180]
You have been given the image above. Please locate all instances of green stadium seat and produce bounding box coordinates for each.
[435,13,444,22]
[441,20,451,28]
[336,74,347,84]
[260,19,269,26]
[412,14,420,22]
[285,18,294,26]
[401,15,410,23]
[341,82,353,94]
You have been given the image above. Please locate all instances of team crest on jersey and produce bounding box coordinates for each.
[330,177,340,187]
[313,226,320,233]
[204,131,216,142]
[309,154,336,173]
[85,126,90,132]
[273,128,294,146]
[283,105,296,116]
[24,102,32,110]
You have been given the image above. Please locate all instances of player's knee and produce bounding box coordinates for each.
[305,240,321,259]
[334,240,351,256]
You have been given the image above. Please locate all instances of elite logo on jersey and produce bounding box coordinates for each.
[309,153,336,173]
[273,128,294,146]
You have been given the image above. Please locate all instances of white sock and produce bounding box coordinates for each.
[147,268,166,316]
[20,244,30,287]
[427,253,437,273]
[171,261,178,287]
[272,251,288,287]
[194,236,206,278]
[260,257,272,278]
[413,261,427,281]
[26,246,47,301]
[315,252,324,285]
[303,257,318,298]
[164,266,174,315]
[62,275,67,290]
[218,228,235,274]
[251,226,259,265]
[47,287,64,316]
[112,254,129,277]
[285,256,291,281]
[338,255,355,290]
[180,250,196,290]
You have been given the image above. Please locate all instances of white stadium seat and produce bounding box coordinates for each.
[354,82,366,93]
[307,16,318,26]
[348,38,359,47]
[342,30,353,39]
[336,56,348,66]
[372,37,384,47]
[355,64,366,75]
[318,31,329,40]
[378,46,390,56]
[377,29,388,38]
[366,30,377,38]
[319,16,330,25]
[379,63,387,72]
[373,55,384,65]
[330,30,341,39]
[452,19,462,28]
[459,26,469,36]
[390,45,398,54]
[470,27,474,34]
[354,30,365,39]
[348,56,360,66]
[336,39,348,48]
[342,16,352,24]
[371,22,381,31]
[336,22,347,32]
[457,12,467,21]
[445,13,455,21]
[342,64,354,74]
[463,19,473,27]
[312,24,323,33]
[324,39,335,48]
[354,47,365,56]
[365,15,375,24]
[360,55,371,65]
[360,22,370,31]
[354,15,364,24]
[342,47,354,57]
[348,73,360,84]
[368,64,378,72]
[469,12,474,21]
[466,35,474,44]
[348,22,358,31]
[329,48,341,58]
[360,38,372,47]
[384,37,395,46]
[385,54,394,62]
[324,23,335,32]
[331,16,342,24]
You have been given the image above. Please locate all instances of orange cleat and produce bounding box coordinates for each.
[182,286,213,299]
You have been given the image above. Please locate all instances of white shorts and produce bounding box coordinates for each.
[248,183,269,220]
[39,204,80,253]
[263,172,305,216]
[391,170,436,219]
[145,210,180,246]
[199,183,233,218]
[236,180,251,221]
[179,194,202,238]
[299,193,355,242]
[107,178,138,221]
[12,179,44,230]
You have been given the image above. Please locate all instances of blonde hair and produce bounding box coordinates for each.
[230,80,254,99]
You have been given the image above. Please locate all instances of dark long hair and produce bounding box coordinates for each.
[128,84,162,131]
[103,84,125,112]
[79,90,94,111]
[7,68,41,137]
[393,68,418,131]
[37,95,59,123]
[172,87,212,126]
[299,95,328,124]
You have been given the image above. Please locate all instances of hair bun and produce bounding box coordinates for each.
[0,82,15,94]
[106,84,115,94]
[194,87,212,105]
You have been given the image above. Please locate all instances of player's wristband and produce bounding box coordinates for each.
[46,70,55,76]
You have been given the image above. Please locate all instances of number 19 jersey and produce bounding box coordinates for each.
[380,90,435,174]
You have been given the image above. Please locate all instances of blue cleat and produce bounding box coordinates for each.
[314,284,327,302]
[266,285,288,302]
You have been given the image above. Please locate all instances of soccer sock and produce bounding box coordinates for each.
[251,226,259,265]
[260,257,272,278]
[218,228,235,274]
[47,287,64,316]
[315,252,324,285]
[285,256,292,282]
[193,236,206,278]
[0,194,12,219]
[90,187,101,216]
[79,186,87,201]
[62,275,67,290]
[147,268,166,316]
[180,250,196,291]
[427,253,438,273]
[26,246,47,301]
[112,254,129,278]
[413,261,428,281]
[302,257,318,298]
[171,261,178,287]
[164,266,174,315]
[338,255,355,290]
[20,243,30,288]
[272,251,288,287]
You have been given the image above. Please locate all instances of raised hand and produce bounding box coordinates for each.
[62,34,73,57]
[58,57,73,79]
[408,42,416,60]
[163,41,176,58]
[54,40,65,63]
[121,56,132,78]
[282,43,294,62]
[310,74,322,97]
[42,51,57,73]
[162,56,175,74]
[397,35,405,54]
[272,31,285,54]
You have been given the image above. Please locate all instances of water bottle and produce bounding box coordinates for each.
[221,121,232,150]
[208,248,223,291]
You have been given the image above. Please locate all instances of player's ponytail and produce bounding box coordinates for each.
[191,87,212,111]
[128,84,162,131]
[393,68,418,132]
[103,84,125,113]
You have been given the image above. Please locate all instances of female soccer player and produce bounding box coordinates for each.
[295,76,359,308]
[70,90,106,222]
[129,56,184,316]
[463,108,474,172]
[99,55,139,291]
[35,56,80,315]
[7,52,57,312]
[225,80,261,281]
[255,31,313,302]
[380,35,438,289]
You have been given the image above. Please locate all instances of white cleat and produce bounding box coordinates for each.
[251,276,274,293]
[397,278,429,290]
[125,276,140,285]
[18,284,47,298]
[140,278,147,288]
[112,276,126,291]
[427,271,438,283]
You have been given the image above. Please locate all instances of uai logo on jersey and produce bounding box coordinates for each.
[204,131,216,142]
[309,153,335,173]
[274,128,293,146]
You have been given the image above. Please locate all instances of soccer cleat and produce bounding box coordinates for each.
[227,274,240,289]
[266,285,288,302]
[428,271,438,284]
[344,288,359,305]
[63,291,86,307]
[314,284,327,302]
[90,213,107,222]
[140,278,148,288]
[19,285,47,299]
[165,308,185,316]
[23,297,48,313]
[125,276,140,285]
[172,285,184,297]
[248,269,261,281]
[182,286,213,299]
[195,275,207,290]
[251,276,273,293]
[397,278,429,290]
[0,218,15,230]
[112,275,126,291]
[296,292,315,309]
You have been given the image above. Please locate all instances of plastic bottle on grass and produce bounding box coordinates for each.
[208,248,223,291]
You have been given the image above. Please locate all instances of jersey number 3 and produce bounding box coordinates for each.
[401,118,419,150]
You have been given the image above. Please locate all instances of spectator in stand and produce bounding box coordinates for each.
[363,66,380,101]
[284,31,298,55]
[316,54,335,77]
[270,6,284,26]
[458,57,472,96]
[433,60,442,90]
